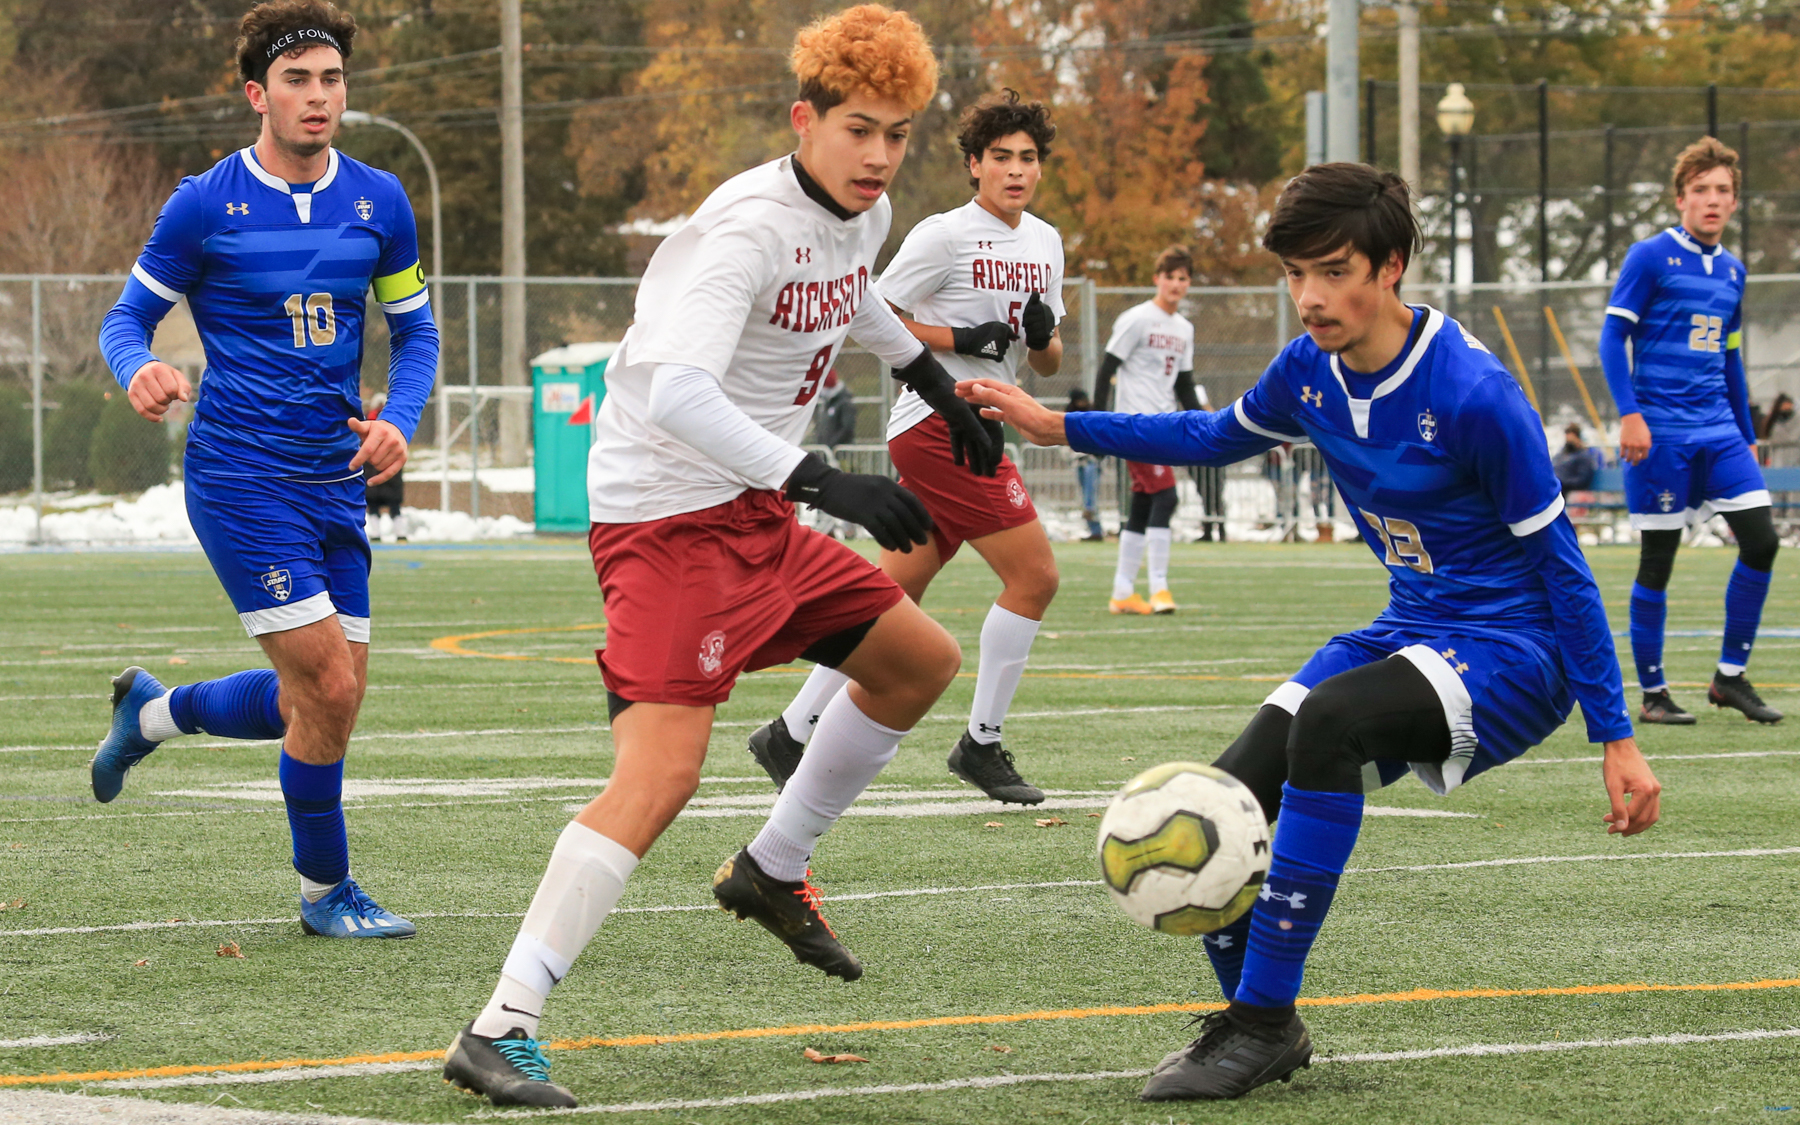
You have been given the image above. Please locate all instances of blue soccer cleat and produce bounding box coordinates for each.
[299,877,417,938]
[91,666,167,803]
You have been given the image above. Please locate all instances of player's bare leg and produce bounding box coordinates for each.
[722,596,960,976]
[258,617,365,767]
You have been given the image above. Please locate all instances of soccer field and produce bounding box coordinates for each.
[2,540,1798,1124]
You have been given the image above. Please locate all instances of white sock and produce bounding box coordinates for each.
[300,875,340,903]
[1146,528,1173,593]
[968,604,1040,745]
[472,821,639,1039]
[748,692,905,881]
[1113,531,1147,600]
[781,665,851,746]
[392,511,411,539]
[1719,661,1746,676]
[137,694,184,743]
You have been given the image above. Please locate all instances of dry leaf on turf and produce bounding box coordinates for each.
[217,942,245,959]
[1085,812,1103,818]
[0,898,26,911]
[989,1044,1012,1053]
[1120,756,1135,762]
[132,959,149,967]
[803,1047,868,1064]
[168,656,189,666]
[1035,818,1067,828]
[983,821,1004,828]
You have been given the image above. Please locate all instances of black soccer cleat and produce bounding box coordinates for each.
[712,849,862,981]
[1709,672,1784,724]
[947,731,1045,805]
[1639,690,1698,725]
[1139,1009,1313,1101]
[442,1023,577,1108]
[747,716,806,791]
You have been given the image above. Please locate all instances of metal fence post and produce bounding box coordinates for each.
[468,279,480,522]
[29,277,43,545]
[1079,277,1098,391]
[1275,280,1289,347]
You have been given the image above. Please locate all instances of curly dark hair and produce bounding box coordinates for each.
[957,89,1055,187]
[1154,245,1194,278]
[236,0,357,85]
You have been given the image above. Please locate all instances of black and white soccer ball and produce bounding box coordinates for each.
[1096,762,1270,936]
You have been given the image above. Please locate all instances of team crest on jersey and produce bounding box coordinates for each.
[1658,490,1677,513]
[226,203,249,216]
[1417,409,1438,442]
[261,569,292,602]
[1731,266,1739,281]
[1006,478,1028,509]
[355,198,374,221]
[698,630,727,678]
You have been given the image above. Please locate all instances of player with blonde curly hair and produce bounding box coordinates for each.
[442,5,999,1109]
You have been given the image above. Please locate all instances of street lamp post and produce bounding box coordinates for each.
[340,109,450,511]
[1435,83,1475,318]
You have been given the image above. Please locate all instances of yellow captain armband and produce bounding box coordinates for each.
[374,261,429,313]
[1726,330,1743,351]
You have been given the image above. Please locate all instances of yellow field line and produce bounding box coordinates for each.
[428,626,1287,683]
[5,977,1797,1088]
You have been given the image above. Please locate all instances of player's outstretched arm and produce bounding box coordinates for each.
[1601,737,1661,836]
[963,378,1275,468]
[957,379,1066,446]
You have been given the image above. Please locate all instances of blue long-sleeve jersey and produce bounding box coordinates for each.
[1066,306,1633,744]
[1599,227,1752,444]
[99,147,439,481]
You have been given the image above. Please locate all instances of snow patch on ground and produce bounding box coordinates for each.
[0,483,535,545]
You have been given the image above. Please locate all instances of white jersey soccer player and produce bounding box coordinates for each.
[443,7,1002,1110]
[1093,247,1201,615]
[744,90,1073,808]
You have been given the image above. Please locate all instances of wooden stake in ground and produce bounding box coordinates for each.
[1490,307,1540,413]
[1543,305,1606,434]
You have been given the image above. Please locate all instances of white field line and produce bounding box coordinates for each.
[0,703,1245,754]
[13,845,1799,940]
[1515,749,1800,764]
[98,1060,440,1090]
[0,1033,112,1049]
[0,1089,406,1124]
[462,1027,1800,1116]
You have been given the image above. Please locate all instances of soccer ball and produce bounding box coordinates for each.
[1096,762,1270,936]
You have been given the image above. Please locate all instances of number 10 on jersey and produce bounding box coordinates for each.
[284,293,337,348]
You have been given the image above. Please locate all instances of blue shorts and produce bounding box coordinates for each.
[1625,436,1768,530]
[1262,622,1572,795]
[185,461,372,642]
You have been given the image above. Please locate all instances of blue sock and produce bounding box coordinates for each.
[1719,561,1772,673]
[278,750,348,889]
[1629,583,1668,691]
[1235,784,1363,1009]
[167,670,284,739]
[1203,912,1253,1001]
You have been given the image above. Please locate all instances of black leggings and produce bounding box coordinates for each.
[1125,487,1179,534]
[1635,506,1780,591]
[1212,656,1451,821]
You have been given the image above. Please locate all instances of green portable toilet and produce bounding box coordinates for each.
[530,342,618,532]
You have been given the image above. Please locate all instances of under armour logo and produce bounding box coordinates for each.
[796,247,812,263]
[977,240,994,250]
[1258,886,1308,910]
[1300,386,1324,407]
[1204,932,1235,950]
[977,722,1002,736]
[1440,648,1470,674]
[226,202,250,216]
[1668,256,1682,267]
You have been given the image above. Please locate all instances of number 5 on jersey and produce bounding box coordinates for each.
[793,344,835,406]
[284,293,337,348]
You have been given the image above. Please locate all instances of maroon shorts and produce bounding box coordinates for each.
[889,412,1038,561]
[1128,461,1177,494]
[588,490,905,706]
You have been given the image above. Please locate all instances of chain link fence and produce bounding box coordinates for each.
[6,272,1797,544]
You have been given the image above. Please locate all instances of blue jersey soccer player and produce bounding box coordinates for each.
[93,1,439,937]
[1601,137,1782,726]
[964,163,1662,1102]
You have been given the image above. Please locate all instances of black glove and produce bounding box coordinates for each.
[894,347,1001,477]
[951,321,1014,362]
[1021,291,1055,351]
[784,453,932,553]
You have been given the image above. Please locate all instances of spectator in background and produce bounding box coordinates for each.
[1761,393,1796,467]
[1067,388,1104,540]
[813,369,857,449]
[363,390,408,543]
[1552,423,1606,496]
